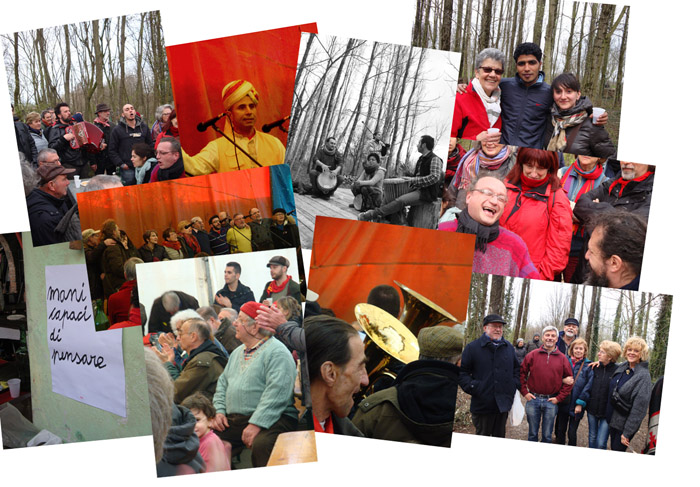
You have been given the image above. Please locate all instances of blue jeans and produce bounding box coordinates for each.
[587,412,610,449]
[525,396,557,442]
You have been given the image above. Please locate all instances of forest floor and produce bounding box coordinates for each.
[453,388,648,453]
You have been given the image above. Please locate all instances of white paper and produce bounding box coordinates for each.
[45,264,126,417]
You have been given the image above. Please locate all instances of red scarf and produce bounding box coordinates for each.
[162,239,181,251]
[520,173,549,190]
[313,413,334,434]
[561,161,604,203]
[93,117,110,127]
[267,275,292,294]
[608,171,652,196]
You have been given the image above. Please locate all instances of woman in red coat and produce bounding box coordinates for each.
[499,148,572,281]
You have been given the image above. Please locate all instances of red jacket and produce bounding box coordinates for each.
[451,83,502,140]
[520,347,573,403]
[499,181,572,281]
[107,279,136,325]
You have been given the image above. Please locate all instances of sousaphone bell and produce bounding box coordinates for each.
[394,280,459,336]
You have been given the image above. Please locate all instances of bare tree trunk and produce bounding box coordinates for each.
[93,20,105,105]
[614,7,629,106]
[63,25,71,105]
[568,286,577,316]
[488,275,505,315]
[584,285,597,345]
[413,0,425,46]
[576,2,587,78]
[432,0,441,49]
[563,2,578,73]
[341,42,378,163]
[12,33,20,108]
[516,0,526,48]
[478,0,493,52]
[582,2,599,87]
[506,0,520,74]
[612,292,623,343]
[461,0,474,81]
[422,0,432,47]
[320,39,357,140]
[118,16,127,107]
[544,0,559,80]
[455,0,464,52]
[386,47,413,175]
[578,286,586,323]
[532,0,546,46]
[440,0,453,51]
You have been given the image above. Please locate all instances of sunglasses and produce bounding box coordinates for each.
[479,66,504,75]
[516,59,540,67]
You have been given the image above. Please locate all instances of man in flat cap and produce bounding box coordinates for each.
[458,314,520,437]
[352,325,463,447]
[183,79,286,175]
[259,255,302,305]
[26,164,77,246]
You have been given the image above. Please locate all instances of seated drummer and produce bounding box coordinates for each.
[308,136,343,198]
[358,135,442,222]
[351,152,386,212]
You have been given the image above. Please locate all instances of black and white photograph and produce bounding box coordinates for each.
[285,33,460,247]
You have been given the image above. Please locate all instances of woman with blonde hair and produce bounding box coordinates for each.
[607,336,652,451]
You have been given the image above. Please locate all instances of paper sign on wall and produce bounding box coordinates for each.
[45,264,126,417]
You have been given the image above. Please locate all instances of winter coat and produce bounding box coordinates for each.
[573,172,654,225]
[101,243,134,298]
[459,333,520,414]
[269,221,301,250]
[214,318,242,355]
[500,179,573,281]
[193,229,213,255]
[108,116,152,170]
[352,360,459,447]
[249,220,275,251]
[15,120,37,164]
[215,281,255,313]
[138,243,168,262]
[156,404,205,477]
[567,357,594,417]
[609,361,652,439]
[48,121,87,167]
[451,82,502,140]
[173,339,228,404]
[587,360,618,417]
[148,291,200,334]
[514,344,528,365]
[525,338,541,354]
[499,73,553,148]
[26,188,72,246]
[543,113,616,159]
[28,127,48,155]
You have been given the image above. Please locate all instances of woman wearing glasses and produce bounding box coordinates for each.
[543,73,616,158]
[499,148,572,281]
[451,48,505,142]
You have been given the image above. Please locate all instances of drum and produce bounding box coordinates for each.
[66,122,104,154]
[352,194,363,211]
[316,167,337,194]
[382,178,412,202]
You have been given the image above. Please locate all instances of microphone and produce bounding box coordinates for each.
[262,116,290,133]
[196,112,226,132]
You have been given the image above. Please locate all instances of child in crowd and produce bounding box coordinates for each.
[182,392,231,472]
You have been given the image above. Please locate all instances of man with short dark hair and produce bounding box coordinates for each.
[41,109,55,139]
[359,135,442,223]
[352,325,463,446]
[367,285,401,318]
[308,136,343,197]
[259,256,302,304]
[208,215,229,256]
[214,261,255,313]
[458,314,520,437]
[150,137,186,182]
[26,164,76,246]
[211,301,298,467]
[306,315,368,435]
[520,325,573,443]
[109,103,152,185]
[190,216,213,255]
[48,102,90,177]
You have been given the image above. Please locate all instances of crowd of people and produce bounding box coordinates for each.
[460,313,659,453]
[439,146,652,290]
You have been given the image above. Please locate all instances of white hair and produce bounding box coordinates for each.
[170,309,203,336]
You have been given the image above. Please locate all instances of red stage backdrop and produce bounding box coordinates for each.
[167,24,317,154]
[76,168,274,244]
[308,217,475,324]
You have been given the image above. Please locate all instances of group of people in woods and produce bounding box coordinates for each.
[461,313,659,453]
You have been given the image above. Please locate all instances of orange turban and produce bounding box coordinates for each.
[221,80,259,110]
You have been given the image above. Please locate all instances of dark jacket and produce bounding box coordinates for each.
[214,318,242,354]
[249,220,275,251]
[85,241,109,300]
[15,120,37,164]
[556,330,578,355]
[514,343,528,364]
[173,339,228,404]
[269,222,300,250]
[48,121,87,167]
[92,119,113,172]
[413,150,441,202]
[573,171,654,224]
[567,357,594,416]
[499,73,553,148]
[108,116,152,170]
[609,361,652,439]
[102,243,137,298]
[193,228,213,255]
[459,333,520,414]
[148,291,200,334]
[156,404,205,477]
[352,360,459,447]
[525,338,541,353]
[26,188,72,246]
[542,113,616,159]
[138,243,168,263]
[215,281,255,313]
[275,320,310,408]
[209,228,229,256]
[587,360,618,417]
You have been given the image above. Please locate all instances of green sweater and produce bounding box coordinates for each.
[213,337,297,429]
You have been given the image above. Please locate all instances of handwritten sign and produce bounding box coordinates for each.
[46,264,126,417]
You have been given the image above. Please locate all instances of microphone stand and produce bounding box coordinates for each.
[209,124,263,170]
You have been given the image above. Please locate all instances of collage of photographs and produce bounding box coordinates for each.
[0,0,693,485]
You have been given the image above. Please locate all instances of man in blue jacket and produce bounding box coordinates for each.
[458,314,520,437]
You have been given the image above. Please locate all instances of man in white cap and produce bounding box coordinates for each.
[183,79,286,174]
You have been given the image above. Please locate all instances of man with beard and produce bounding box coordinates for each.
[109,103,153,185]
[48,102,90,177]
[438,174,540,279]
[213,261,255,313]
[92,103,113,174]
[208,215,229,256]
[308,136,343,198]
[358,135,442,223]
[190,216,213,255]
[259,255,302,305]
[583,210,646,290]
[352,325,463,446]
[183,79,285,174]
[150,137,186,182]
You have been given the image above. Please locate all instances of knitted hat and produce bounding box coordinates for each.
[37,163,75,185]
[267,256,290,268]
[417,326,463,358]
[221,80,259,111]
[240,301,265,321]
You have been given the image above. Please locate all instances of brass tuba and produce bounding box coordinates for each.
[394,280,459,336]
[353,303,419,404]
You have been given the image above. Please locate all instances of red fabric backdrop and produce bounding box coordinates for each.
[308,217,476,324]
[167,24,317,154]
[76,168,273,243]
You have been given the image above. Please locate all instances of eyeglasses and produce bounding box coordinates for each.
[479,66,504,76]
[156,150,174,156]
[472,188,508,204]
[516,59,539,67]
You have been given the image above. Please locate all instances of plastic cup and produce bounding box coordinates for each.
[73,175,80,188]
[487,128,500,134]
[8,378,20,398]
[592,107,604,123]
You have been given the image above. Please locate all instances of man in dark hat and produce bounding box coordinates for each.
[269,208,300,250]
[458,314,520,437]
[92,103,114,175]
[557,317,579,355]
[26,164,77,246]
[259,255,301,305]
[352,325,463,447]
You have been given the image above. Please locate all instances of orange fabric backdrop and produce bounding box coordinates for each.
[167,24,317,154]
[76,168,273,242]
[308,217,476,324]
